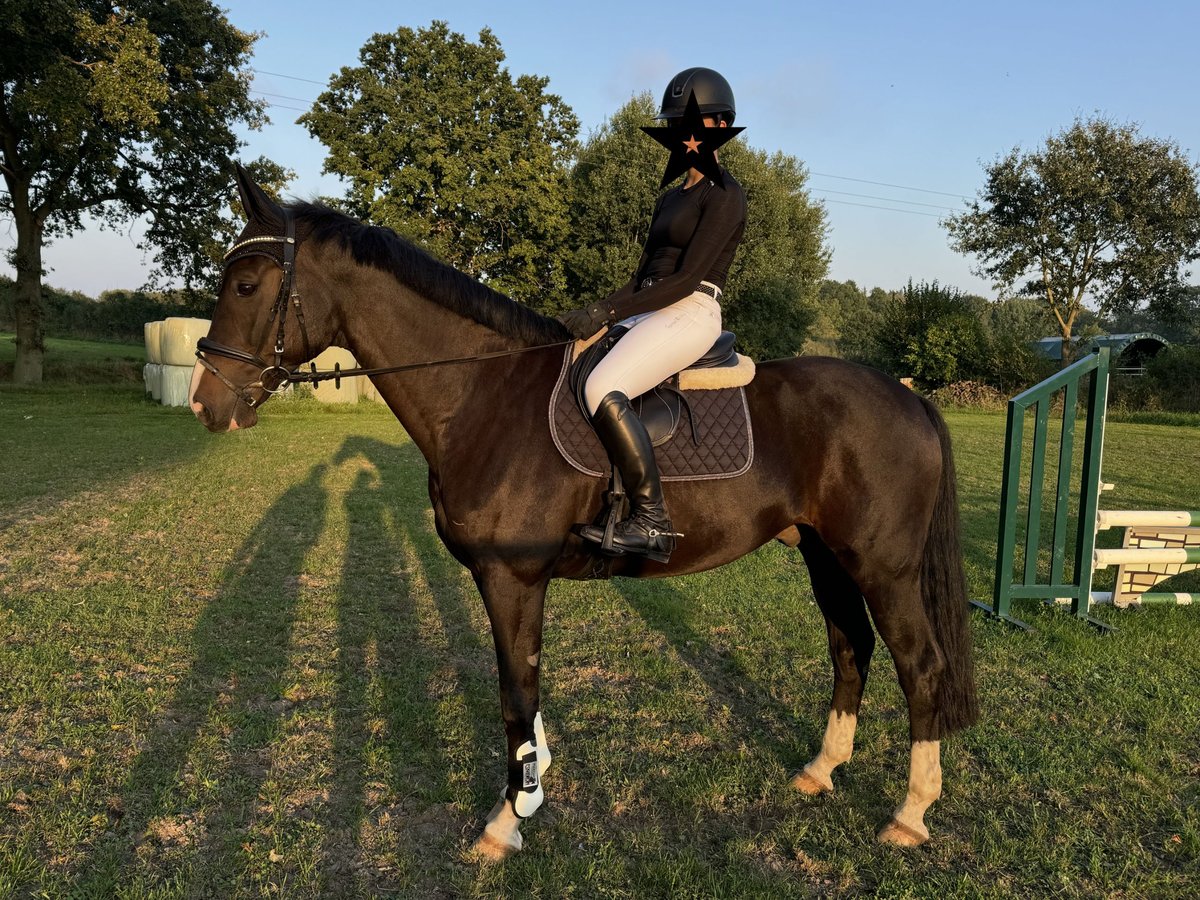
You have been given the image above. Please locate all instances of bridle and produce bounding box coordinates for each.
[195,209,313,409]
[195,209,572,411]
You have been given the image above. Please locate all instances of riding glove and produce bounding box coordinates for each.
[557,304,610,340]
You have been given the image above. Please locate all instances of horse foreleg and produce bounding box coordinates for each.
[792,543,874,795]
[470,569,551,861]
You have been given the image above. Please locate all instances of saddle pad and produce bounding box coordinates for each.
[549,347,754,481]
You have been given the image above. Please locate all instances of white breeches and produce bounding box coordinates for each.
[584,284,723,415]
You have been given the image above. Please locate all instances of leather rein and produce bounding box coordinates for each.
[195,209,572,409]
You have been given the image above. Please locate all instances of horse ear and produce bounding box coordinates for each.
[234,162,284,227]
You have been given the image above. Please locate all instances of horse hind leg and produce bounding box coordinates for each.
[791,531,874,795]
[859,571,946,847]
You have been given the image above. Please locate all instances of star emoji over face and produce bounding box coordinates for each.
[641,91,743,188]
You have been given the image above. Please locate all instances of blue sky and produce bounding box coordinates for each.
[6,0,1198,299]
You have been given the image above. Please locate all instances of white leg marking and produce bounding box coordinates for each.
[792,711,857,794]
[880,739,941,846]
[473,789,523,861]
[534,711,552,776]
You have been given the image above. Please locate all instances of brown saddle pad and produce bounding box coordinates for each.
[548,347,754,481]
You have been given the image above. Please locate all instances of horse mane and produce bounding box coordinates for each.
[288,201,572,346]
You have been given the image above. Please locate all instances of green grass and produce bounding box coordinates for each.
[1,386,1198,897]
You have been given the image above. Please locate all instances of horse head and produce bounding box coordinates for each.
[189,165,340,432]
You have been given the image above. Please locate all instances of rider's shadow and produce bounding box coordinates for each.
[73,462,331,894]
[318,437,500,876]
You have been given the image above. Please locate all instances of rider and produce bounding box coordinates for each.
[557,67,747,564]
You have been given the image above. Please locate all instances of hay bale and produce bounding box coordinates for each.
[142,364,154,396]
[145,321,163,364]
[146,364,163,400]
[161,365,194,407]
[310,347,360,404]
[160,317,211,367]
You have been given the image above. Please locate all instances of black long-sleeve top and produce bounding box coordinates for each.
[584,169,746,325]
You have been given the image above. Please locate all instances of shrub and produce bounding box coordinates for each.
[929,381,1009,410]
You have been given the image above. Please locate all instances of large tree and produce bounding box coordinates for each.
[567,95,829,360]
[1,0,268,383]
[300,21,578,305]
[945,117,1200,360]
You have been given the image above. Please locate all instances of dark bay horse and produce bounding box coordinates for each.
[189,168,977,858]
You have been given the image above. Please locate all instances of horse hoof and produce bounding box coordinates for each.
[790,770,833,795]
[877,817,929,847]
[470,830,520,863]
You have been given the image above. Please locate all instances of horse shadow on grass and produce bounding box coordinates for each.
[70,436,500,896]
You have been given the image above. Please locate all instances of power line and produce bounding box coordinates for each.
[262,101,309,113]
[251,89,318,105]
[250,67,329,87]
[810,171,972,200]
[812,188,961,212]
[820,199,944,219]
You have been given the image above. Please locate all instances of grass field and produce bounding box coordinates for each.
[1,357,1198,897]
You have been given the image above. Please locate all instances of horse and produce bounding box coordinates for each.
[188,166,978,859]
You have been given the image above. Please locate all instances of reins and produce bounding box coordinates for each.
[197,209,572,408]
[284,340,574,389]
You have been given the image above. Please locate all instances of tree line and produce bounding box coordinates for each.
[5,10,1199,385]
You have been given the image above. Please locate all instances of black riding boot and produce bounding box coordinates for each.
[578,390,680,563]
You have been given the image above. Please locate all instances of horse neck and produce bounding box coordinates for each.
[334,270,537,467]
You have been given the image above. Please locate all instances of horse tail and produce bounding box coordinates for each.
[918,397,979,736]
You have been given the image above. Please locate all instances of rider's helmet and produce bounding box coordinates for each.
[655,67,736,124]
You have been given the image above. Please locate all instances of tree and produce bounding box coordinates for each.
[567,95,829,359]
[946,117,1200,362]
[300,21,579,305]
[867,280,989,389]
[1,1,269,383]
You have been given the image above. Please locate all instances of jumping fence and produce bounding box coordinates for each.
[971,347,1198,631]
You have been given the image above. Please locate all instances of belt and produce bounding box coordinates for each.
[640,277,722,299]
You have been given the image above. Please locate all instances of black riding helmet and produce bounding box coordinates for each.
[655,67,736,124]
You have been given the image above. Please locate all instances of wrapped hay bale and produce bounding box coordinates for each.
[160,317,211,367]
[145,321,163,364]
[142,363,154,396]
[146,364,163,400]
[361,377,389,404]
[161,365,194,407]
[310,347,360,404]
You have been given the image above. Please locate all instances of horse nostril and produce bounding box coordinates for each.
[192,401,213,428]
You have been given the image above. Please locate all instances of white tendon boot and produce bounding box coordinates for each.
[473,713,552,861]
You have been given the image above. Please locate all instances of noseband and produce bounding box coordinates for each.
[195,209,314,409]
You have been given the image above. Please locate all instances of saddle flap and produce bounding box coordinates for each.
[552,347,754,482]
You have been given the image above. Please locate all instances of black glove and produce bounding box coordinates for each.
[556,305,608,340]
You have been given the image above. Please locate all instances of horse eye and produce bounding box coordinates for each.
[235,282,256,297]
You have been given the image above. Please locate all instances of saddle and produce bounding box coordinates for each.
[549,327,755,481]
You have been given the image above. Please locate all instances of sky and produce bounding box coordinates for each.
[4,0,1199,299]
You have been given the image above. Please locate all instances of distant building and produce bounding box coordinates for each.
[1033,332,1170,374]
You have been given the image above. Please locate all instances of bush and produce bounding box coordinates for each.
[929,381,1009,410]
